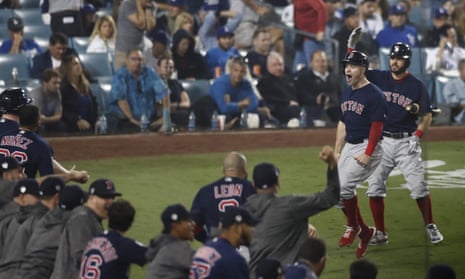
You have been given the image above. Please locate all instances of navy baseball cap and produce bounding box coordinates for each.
[217,26,234,38]
[434,7,448,19]
[390,4,406,14]
[13,179,40,197]
[59,185,87,210]
[81,3,97,13]
[220,207,258,228]
[161,203,191,233]
[88,179,121,198]
[343,6,358,19]
[0,156,22,176]
[256,258,284,279]
[7,16,24,32]
[150,31,169,46]
[39,177,65,197]
[253,162,280,189]
[168,0,185,7]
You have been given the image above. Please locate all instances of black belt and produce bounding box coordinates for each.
[347,138,365,144]
[383,131,412,139]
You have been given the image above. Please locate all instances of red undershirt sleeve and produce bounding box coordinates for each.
[365,121,383,156]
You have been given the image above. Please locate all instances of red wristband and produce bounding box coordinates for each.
[415,130,423,138]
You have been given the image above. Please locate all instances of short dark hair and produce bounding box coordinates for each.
[126,48,143,58]
[296,238,326,264]
[41,68,61,83]
[108,200,135,232]
[49,32,68,46]
[350,259,378,279]
[157,55,172,67]
[252,26,269,40]
[18,104,40,128]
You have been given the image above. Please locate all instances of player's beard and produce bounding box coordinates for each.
[239,231,252,247]
[390,63,408,75]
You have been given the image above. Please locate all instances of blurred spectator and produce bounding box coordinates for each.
[156,57,191,129]
[163,0,189,36]
[81,3,98,37]
[59,54,98,133]
[257,51,301,126]
[197,0,231,50]
[30,32,78,79]
[333,6,360,65]
[173,10,195,34]
[246,27,272,78]
[256,258,284,279]
[145,204,194,278]
[425,24,465,73]
[144,31,171,70]
[209,56,260,125]
[284,238,327,279]
[0,0,19,8]
[48,0,84,37]
[51,178,120,279]
[30,69,66,134]
[205,26,241,78]
[443,58,465,124]
[80,200,147,279]
[294,50,341,126]
[17,185,87,279]
[425,264,456,279]
[107,49,169,133]
[87,15,117,54]
[323,0,343,64]
[171,29,210,79]
[349,259,378,279]
[375,4,419,48]
[114,0,156,70]
[421,8,450,47]
[358,0,383,40]
[293,0,327,72]
[0,16,42,56]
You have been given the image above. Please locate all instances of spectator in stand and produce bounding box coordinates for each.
[81,3,98,37]
[107,49,171,133]
[30,32,78,79]
[173,9,196,34]
[293,0,327,72]
[358,0,384,40]
[171,29,210,79]
[87,15,117,54]
[17,185,87,279]
[114,0,156,70]
[294,50,341,126]
[166,0,189,36]
[425,24,465,73]
[156,56,191,129]
[246,27,272,78]
[443,58,465,124]
[144,31,171,71]
[30,69,66,135]
[209,56,260,125]
[59,54,98,133]
[0,16,42,56]
[48,0,84,37]
[333,6,361,68]
[197,0,231,51]
[257,51,301,126]
[323,0,343,64]
[421,8,451,47]
[375,4,419,48]
[205,26,241,78]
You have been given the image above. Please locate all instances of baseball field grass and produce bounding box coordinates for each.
[63,140,465,279]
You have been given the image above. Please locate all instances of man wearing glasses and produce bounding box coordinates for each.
[107,49,172,133]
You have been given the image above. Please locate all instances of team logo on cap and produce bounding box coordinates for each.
[171,213,179,221]
[20,186,27,193]
[106,180,114,190]
[1,162,8,170]
[235,215,243,223]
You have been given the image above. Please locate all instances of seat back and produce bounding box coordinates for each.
[14,9,45,25]
[71,36,90,53]
[0,54,31,82]
[79,53,114,78]
[181,79,212,106]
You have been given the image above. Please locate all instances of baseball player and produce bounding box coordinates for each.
[347,27,444,245]
[334,50,387,258]
[79,199,147,279]
[0,88,32,137]
[190,151,255,242]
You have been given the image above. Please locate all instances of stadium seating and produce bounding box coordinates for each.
[79,52,114,78]
[14,9,45,25]
[181,79,212,106]
[24,25,52,39]
[71,37,90,53]
[0,54,31,83]
[19,0,41,9]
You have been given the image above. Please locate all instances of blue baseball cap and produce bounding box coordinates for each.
[217,26,234,38]
[81,3,97,13]
[221,207,258,228]
[168,0,185,7]
[13,179,40,197]
[150,31,169,46]
[88,179,121,198]
[0,156,22,176]
[256,258,284,279]
[39,177,65,197]
[390,4,406,15]
[253,162,280,189]
[161,204,191,233]
[343,6,358,19]
[434,7,448,19]
[59,185,87,210]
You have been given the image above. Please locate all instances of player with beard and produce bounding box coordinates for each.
[51,179,121,279]
[189,206,257,279]
[347,28,444,246]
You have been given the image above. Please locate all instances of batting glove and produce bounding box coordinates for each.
[347,27,363,49]
[407,136,420,154]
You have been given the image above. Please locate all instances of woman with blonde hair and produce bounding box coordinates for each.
[87,15,117,54]
[59,54,98,133]
[174,12,195,34]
